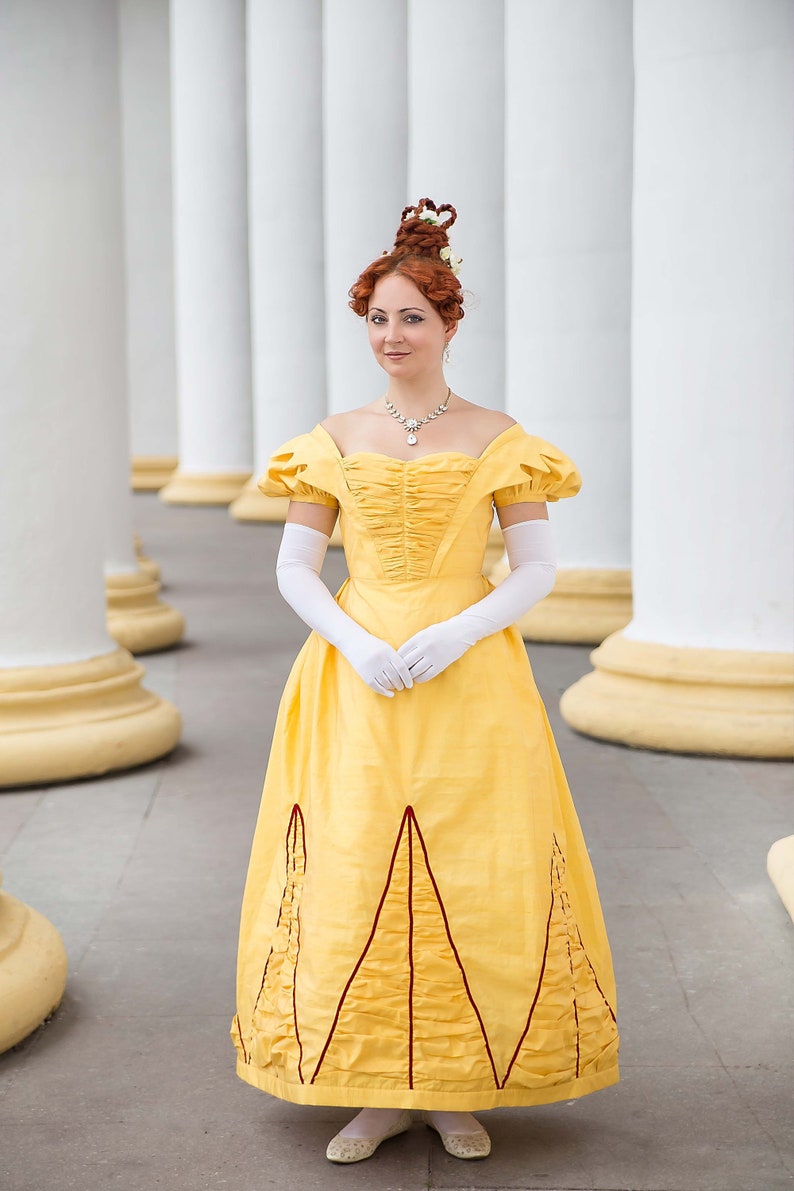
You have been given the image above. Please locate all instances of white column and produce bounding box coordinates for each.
[500,0,634,643]
[323,0,408,414]
[162,0,253,505]
[232,0,326,522]
[119,0,178,492]
[561,0,794,757]
[407,0,505,408]
[0,0,180,784]
[81,7,177,651]
[102,385,186,655]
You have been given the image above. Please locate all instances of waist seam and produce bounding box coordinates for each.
[347,573,486,583]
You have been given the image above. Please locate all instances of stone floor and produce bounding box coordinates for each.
[1,493,792,1191]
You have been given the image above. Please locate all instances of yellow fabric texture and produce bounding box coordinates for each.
[231,423,619,1109]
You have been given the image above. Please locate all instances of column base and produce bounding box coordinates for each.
[0,647,182,788]
[560,630,794,758]
[767,837,794,923]
[0,877,68,1054]
[133,532,161,583]
[159,470,251,506]
[106,570,185,654]
[487,562,632,644]
[229,479,289,522]
[131,454,178,491]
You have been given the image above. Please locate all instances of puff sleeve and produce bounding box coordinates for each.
[256,432,339,509]
[491,434,582,506]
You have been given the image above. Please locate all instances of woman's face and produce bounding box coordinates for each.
[366,273,454,380]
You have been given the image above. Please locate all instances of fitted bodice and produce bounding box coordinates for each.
[259,422,582,586]
[337,451,496,581]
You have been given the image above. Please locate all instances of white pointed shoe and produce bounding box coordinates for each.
[325,1109,413,1164]
[421,1110,491,1159]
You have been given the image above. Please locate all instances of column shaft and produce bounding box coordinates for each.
[408,0,505,407]
[501,0,634,643]
[626,0,793,654]
[119,0,179,491]
[101,0,186,652]
[323,0,408,414]
[164,0,253,503]
[232,0,326,522]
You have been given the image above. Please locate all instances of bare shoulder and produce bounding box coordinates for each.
[318,412,346,455]
[319,404,381,454]
[452,399,517,440]
[318,411,348,437]
[320,403,380,431]
[478,409,518,434]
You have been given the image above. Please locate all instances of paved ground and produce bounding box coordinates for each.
[1,494,792,1191]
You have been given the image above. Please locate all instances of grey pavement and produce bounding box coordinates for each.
[1,493,792,1191]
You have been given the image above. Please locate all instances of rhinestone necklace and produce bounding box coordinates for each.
[384,387,452,445]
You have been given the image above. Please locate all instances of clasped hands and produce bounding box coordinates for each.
[344,619,477,698]
[275,518,556,701]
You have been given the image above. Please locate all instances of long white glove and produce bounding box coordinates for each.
[275,522,413,697]
[398,519,557,682]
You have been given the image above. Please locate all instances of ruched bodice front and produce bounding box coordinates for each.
[232,420,619,1113]
[338,452,487,581]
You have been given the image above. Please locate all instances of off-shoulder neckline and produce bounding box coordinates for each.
[312,421,524,465]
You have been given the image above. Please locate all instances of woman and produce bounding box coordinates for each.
[231,200,619,1164]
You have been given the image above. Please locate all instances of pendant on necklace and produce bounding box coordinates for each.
[405,418,420,446]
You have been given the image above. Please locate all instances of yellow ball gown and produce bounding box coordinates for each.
[231,422,619,1110]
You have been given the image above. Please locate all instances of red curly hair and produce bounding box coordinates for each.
[348,198,465,329]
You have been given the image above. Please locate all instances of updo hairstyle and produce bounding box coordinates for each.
[348,198,465,329]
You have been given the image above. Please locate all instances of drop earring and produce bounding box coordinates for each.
[443,341,451,365]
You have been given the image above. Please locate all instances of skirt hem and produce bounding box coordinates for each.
[234,1057,620,1110]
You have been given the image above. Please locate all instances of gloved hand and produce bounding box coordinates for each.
[276,521,413,697]
[337,629,416,697]
[397,619,477,682]
[398,517,557,683]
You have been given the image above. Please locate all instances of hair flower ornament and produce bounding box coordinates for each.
[418,206,441,225]
[439,245,463,276]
